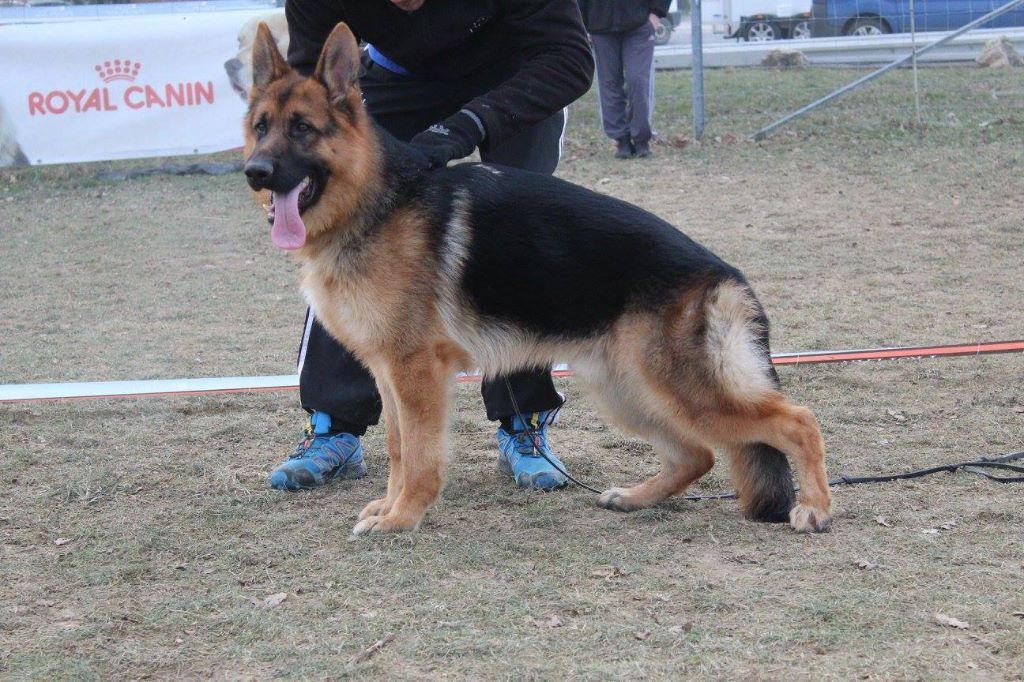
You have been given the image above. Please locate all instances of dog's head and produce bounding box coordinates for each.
[243,22,373,251]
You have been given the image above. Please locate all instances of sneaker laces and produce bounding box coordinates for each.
[516,403,565,456]
[290,436,315,459]
[510,407,561,457]
[512,430,546,457]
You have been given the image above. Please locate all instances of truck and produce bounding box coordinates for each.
[706,0,814,40]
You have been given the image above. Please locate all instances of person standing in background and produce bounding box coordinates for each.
[578,0,670,158]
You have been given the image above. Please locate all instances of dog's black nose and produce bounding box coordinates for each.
[244,158,274,189]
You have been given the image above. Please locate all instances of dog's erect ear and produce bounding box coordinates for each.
[313,23,361,108]
[251,22,290,91]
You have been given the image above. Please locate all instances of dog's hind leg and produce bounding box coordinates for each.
[353,343,454,535]
[585,370,715,512]
[696,279,831,531]
[716,398,831,532]
[357,378,403,521]
[751,400,832,533]
[598,429,715,512]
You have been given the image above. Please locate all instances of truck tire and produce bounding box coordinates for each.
[791,20,812,39]
[744,20,780,41]
[844,17,890,36]
[655,17,673,45]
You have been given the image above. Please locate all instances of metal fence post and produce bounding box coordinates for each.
[909,0,922,125]
[690,0,705,140]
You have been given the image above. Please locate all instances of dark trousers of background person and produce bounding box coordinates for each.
[591,22,656,145]
[297,55,567,436]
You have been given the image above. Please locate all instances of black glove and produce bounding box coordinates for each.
[409,110,485,169]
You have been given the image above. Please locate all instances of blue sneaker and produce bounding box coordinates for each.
[268,411,367,491]
[496,410,568,491]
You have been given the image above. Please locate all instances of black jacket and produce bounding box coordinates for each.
[285,0,594,144]
[577,0,671,34]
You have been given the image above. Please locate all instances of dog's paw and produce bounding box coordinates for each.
[352,515,385,536]
[789,504,832,533]
[352,513,419,536]
[358,497,393,520]
[598,487,640,512]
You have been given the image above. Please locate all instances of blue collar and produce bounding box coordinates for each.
[366,44,414,76]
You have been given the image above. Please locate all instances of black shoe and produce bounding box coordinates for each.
[614,137,634,159]
[634,140,652,158]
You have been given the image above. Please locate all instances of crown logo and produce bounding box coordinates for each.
[95,59,141,83]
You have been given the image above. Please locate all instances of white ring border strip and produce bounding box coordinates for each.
[0,366,573,403]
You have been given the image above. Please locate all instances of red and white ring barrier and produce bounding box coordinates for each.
[1,340,1021,404]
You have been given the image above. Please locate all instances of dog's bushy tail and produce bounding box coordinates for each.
[703,278,796,522]
[730,443,796,522]
[700,280,776,405]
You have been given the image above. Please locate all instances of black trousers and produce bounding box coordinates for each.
[297,56,568,435]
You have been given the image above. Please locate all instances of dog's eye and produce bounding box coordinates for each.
[254,121,268,137]
[292,121,312,136]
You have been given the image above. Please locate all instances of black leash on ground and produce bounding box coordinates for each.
[682,450,1024,501]
[503,376,1024,499]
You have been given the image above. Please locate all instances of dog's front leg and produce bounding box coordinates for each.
[358,377,403,521]
[352,346,451,535]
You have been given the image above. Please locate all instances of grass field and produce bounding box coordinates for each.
[2,66,1023,679]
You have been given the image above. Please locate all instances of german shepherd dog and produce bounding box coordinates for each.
[242,23,832,536]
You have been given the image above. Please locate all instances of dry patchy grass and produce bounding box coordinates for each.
[1,66,1023,679]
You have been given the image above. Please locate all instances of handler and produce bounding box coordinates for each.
[270,0,595,492]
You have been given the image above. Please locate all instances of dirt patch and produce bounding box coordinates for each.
[2,67,1022,679]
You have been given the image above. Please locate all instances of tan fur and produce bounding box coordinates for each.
[244,23,832,536]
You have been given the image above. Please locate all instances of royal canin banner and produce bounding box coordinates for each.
[0,10,281,165]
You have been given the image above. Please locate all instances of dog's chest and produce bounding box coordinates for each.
[301,264,392,353]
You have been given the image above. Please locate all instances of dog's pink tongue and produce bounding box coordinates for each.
[271,185,306,250]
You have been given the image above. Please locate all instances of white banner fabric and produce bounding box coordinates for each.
[0,10,280,165]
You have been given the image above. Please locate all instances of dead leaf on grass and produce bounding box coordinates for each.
[53,538,72,546]
[669,135,692,149]
[35,599,55,608]
[934,613,970,629]
[437,620,468,629]
[1011,611,1024,619]
[940,521,958,531]
[874,516,893,528]
[350,633,395,664]
[51,609,83,631]
[590,566,627,580]
[528,613,563,629]
[251,592,287,609]
[854,559,880,570]
[634,629,651,641]
[920,528,940,535]
[886,409,908,423]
